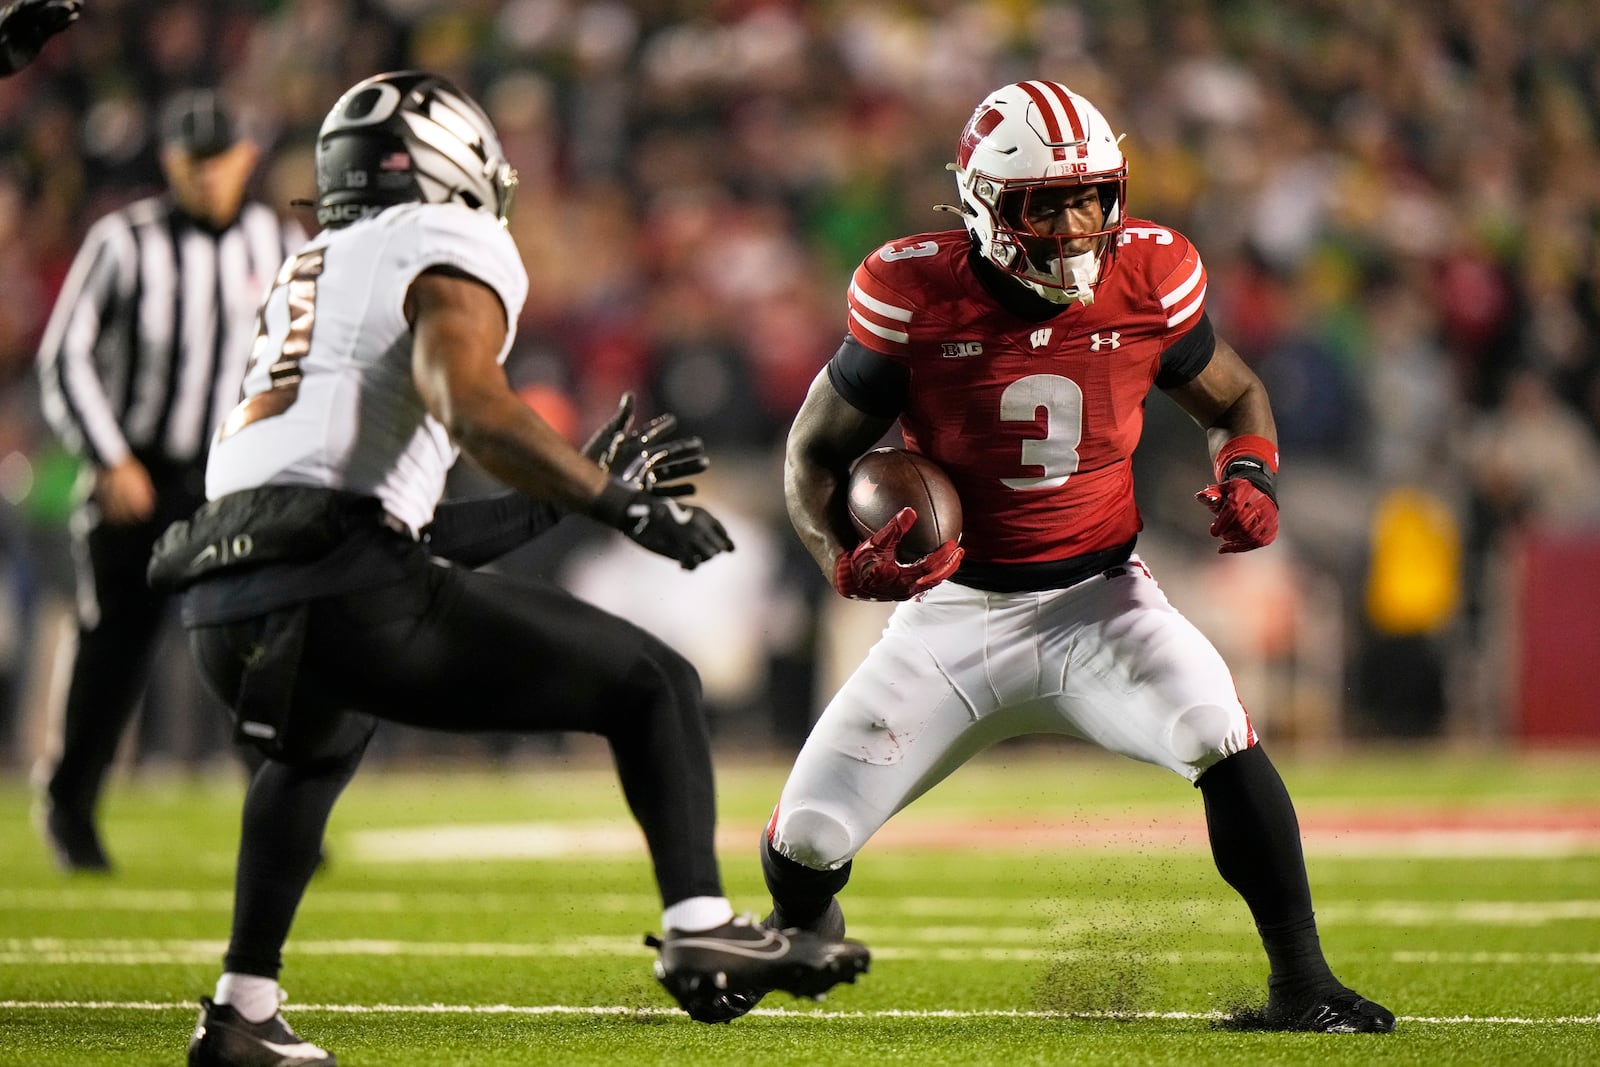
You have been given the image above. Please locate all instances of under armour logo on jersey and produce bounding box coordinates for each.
[1089,331,1121,351]
[1029,328,1052,349]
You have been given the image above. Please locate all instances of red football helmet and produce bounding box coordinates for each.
[950,81,1127,305]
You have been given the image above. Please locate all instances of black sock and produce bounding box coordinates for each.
[761,834,851,928]
[223,750,364,977]
[1198,745,1337,995]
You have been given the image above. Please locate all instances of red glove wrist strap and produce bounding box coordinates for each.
[1214,434,1279,481]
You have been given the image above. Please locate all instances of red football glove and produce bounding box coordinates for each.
[833,507,964,601]
[1196,434,1279,554]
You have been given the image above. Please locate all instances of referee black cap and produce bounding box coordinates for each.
[160,90,238,159]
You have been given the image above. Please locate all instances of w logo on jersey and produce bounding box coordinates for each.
[1029,328,1053,349]
[1089,332,1121,351]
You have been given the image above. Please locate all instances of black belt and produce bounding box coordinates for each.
[951,537,1138,593]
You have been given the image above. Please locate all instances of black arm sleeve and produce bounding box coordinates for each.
[1153,312,1217,390]
[824,336,910,417]
[422,491,563,568]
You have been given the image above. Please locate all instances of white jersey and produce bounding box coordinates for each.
[205,202,528,532]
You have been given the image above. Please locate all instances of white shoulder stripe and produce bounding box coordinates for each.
[849,307,909,345]
[1159,258,1205,309]
[1166,286,1206,329]
[849,280,912,322]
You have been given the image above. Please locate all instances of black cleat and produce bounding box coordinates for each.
[33,799,111,873]
[187,997,336,1066]
[645,915,869,1023]
[1220,985,1396,1033]
[766,898,846,941]
[713,898,851,1018]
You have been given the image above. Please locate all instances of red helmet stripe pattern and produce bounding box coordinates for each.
[1019,80,1089,159]
[847,264,914,352]
[957,105,1004,170]
[1157,249,1208,330]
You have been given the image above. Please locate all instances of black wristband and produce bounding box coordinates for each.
[1220,457,1277,505]
[590,479,638,529]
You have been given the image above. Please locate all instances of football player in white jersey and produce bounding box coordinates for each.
[754,81,1394,1034]
[155,71,868,1067]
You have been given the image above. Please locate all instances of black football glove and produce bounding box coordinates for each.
[591,480,733,570]
[0,0,81,76]
[581,392,708,497]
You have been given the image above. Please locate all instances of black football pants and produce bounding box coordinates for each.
[43,461,255,825]
[190,554,723,979]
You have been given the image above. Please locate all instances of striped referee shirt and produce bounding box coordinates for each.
[37,194,305,470]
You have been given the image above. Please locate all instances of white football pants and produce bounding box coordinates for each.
[769,557,1256,871]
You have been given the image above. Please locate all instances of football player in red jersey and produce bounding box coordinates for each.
[757,81,1395,1033]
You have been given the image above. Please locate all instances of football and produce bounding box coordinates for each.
[846,447,963,562]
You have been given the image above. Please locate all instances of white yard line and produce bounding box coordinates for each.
[6,890,1600,926]
[1,938,1597,967]
[0,1000,1596,1026]
[341,822,1600,862]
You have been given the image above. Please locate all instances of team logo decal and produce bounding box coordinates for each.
[957,107,1004,169]
[1089,331,1121,351]
[1029,328,1052,349]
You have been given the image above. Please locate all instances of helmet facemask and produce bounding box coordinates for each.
[985,176,1126,304]
[947,81,1128,305]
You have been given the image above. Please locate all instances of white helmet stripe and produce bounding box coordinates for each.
[1021,80,1088,156]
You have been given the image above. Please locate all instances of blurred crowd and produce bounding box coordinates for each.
[3,0,1600,766]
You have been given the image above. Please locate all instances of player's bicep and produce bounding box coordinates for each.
[406,267,510,435]
[793,348,900,473]
[1163,335,1274,436]
[786,366,897,562]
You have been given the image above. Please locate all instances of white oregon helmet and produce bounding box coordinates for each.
[314,71,517,228]
[950,81,1127,304]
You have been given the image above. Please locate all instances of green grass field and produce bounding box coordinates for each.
[2,742,1598,1065]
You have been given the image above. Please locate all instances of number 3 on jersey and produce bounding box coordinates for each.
[1000,373,1082,490]
[215,248,325,442]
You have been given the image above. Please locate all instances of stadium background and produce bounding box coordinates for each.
[2,0,1600,773]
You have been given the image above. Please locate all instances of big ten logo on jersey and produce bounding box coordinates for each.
[941,341,984,359]
[1120,225,1173,246]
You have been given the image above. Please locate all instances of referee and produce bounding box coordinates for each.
[34,90,305,872]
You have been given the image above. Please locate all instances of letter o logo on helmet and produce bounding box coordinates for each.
[314,70,518,229]
[332,83,404,129]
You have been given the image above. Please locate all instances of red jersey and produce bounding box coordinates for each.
[844,221,1207,565]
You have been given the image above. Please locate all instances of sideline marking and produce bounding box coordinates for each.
[0,1000,1596,1026]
